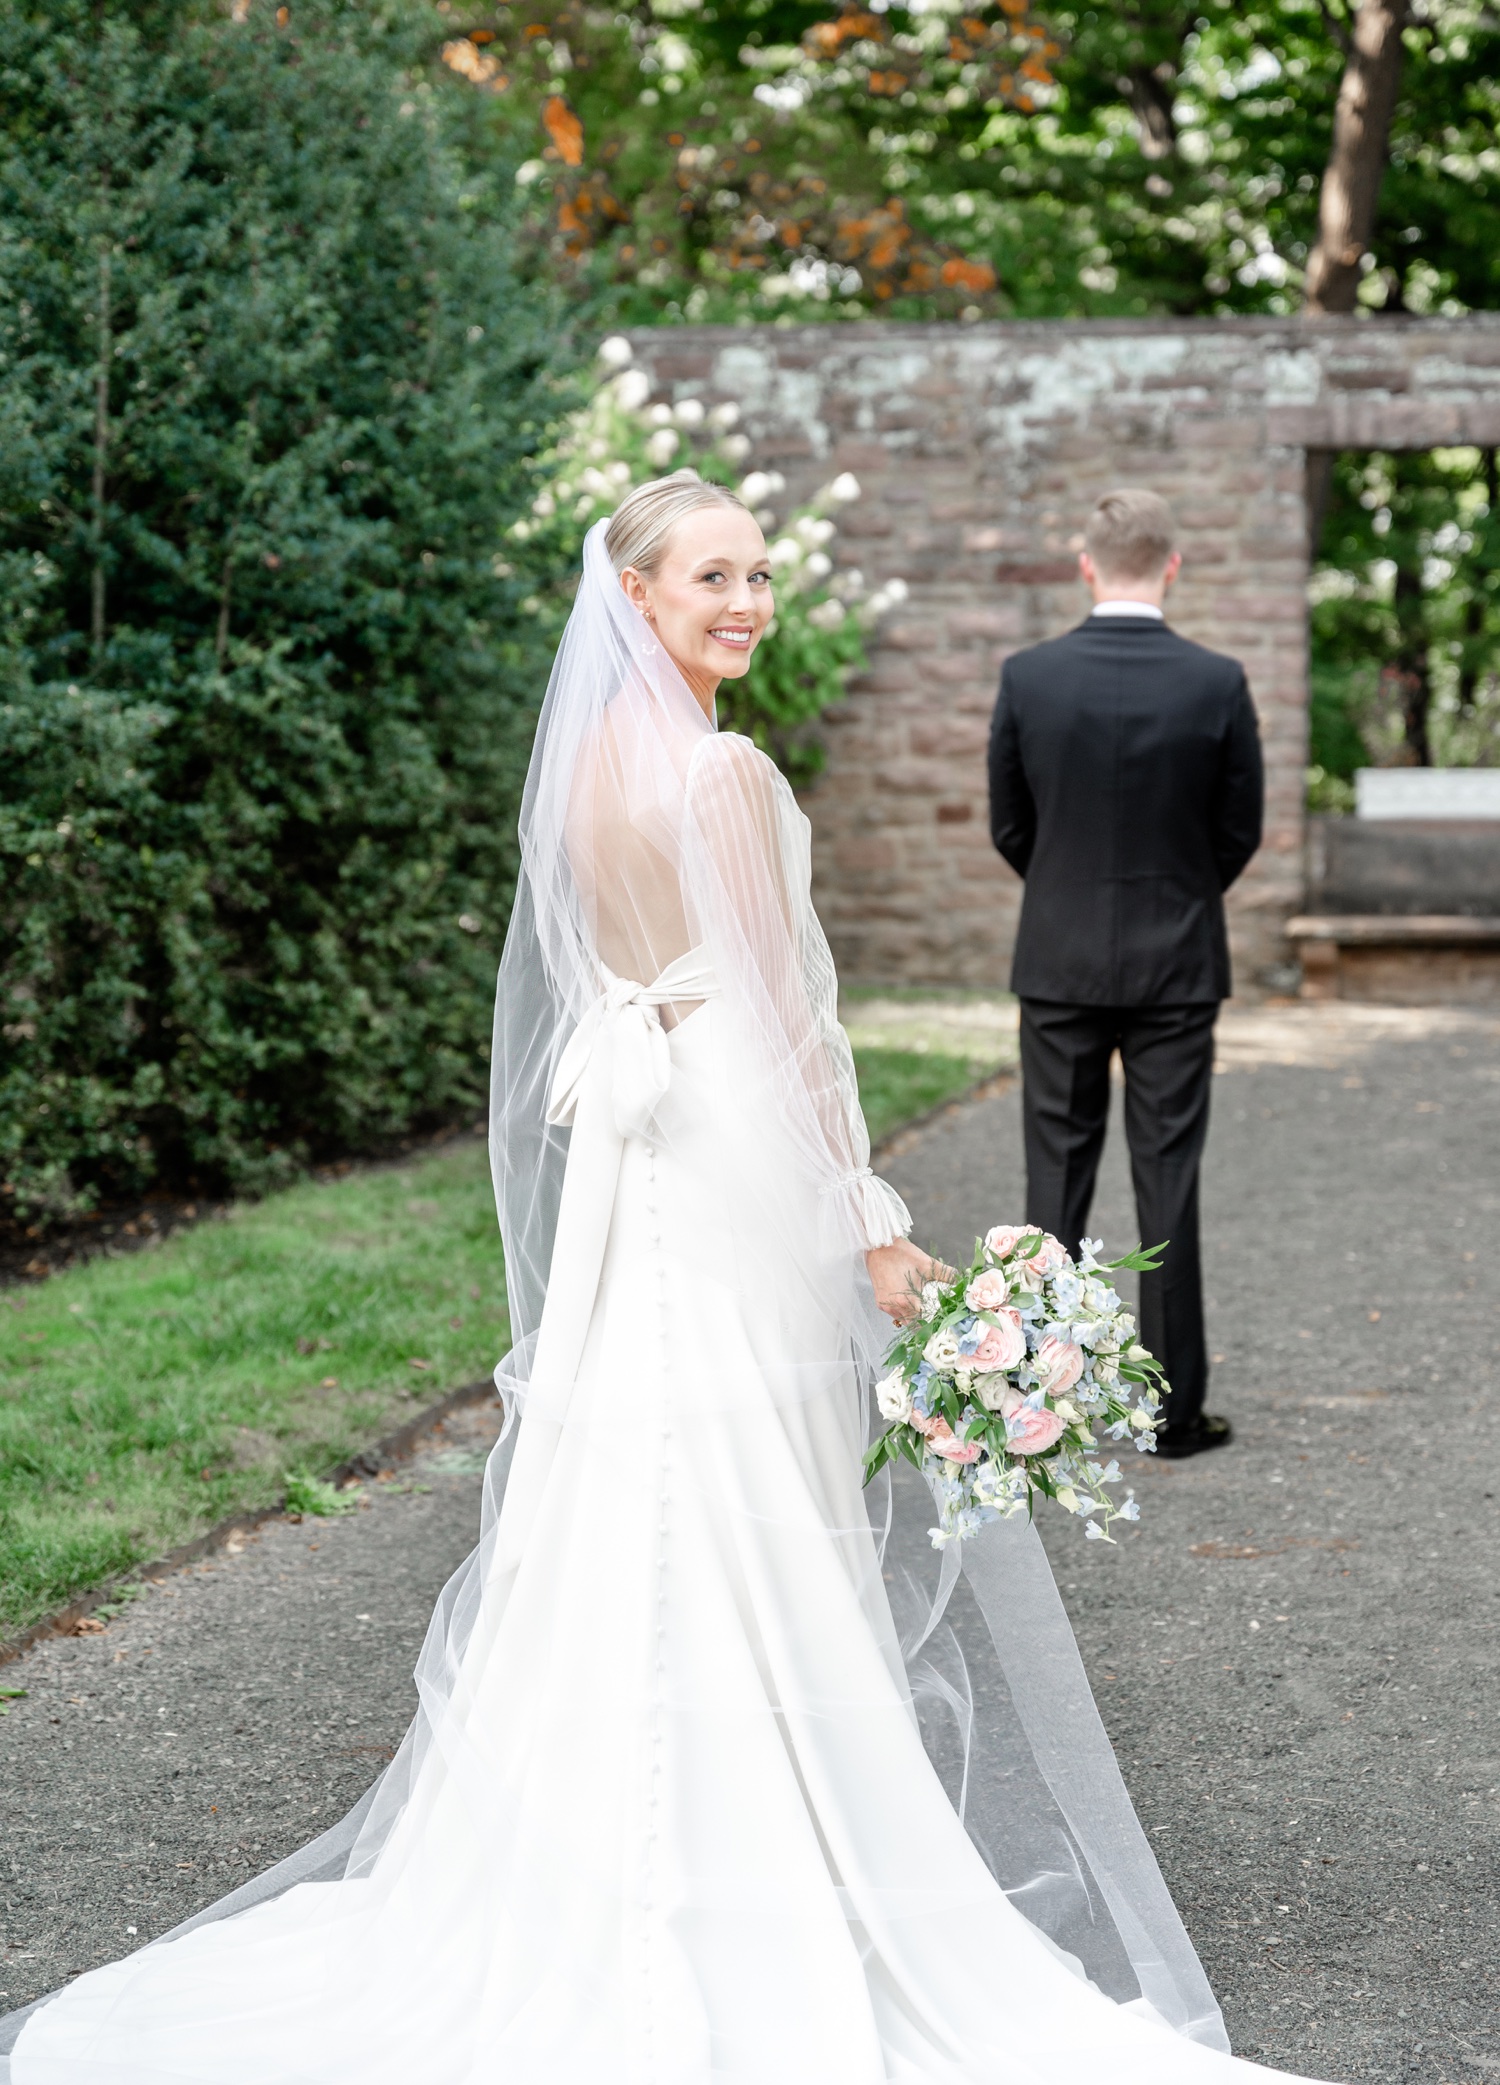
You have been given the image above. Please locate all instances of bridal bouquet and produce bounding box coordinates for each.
[863,1228,1168,1547]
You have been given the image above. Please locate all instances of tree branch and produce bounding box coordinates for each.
[1122,64,1177,161]
[90,238,112,663]
[1315,0,1353,56]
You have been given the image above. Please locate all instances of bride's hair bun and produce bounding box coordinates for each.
[605,468,750,579]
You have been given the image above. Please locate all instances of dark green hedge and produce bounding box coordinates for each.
[0,1,575,1222]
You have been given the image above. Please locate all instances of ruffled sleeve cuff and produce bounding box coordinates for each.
[847,1167,912,1250]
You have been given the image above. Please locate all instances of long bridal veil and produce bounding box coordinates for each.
[484,519,1229,2049]
[2,519,1226,2078]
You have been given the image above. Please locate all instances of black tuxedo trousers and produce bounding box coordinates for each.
[1019,998,1217,1432]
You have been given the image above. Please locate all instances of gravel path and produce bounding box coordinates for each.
[880,1001,1500,2085]
[2,1003,1497,2084]
[0,1405,511,2020]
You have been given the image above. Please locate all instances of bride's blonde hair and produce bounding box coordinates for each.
[605,469,751,579]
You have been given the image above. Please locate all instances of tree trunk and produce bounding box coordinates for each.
[1392,533,1431,766]
[90,242,112,663]
[1304,0,1410,315]
[1457,447,1499,710]
[1302,0,1410,551]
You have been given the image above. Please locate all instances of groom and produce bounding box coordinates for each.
[986,489,1264,1458]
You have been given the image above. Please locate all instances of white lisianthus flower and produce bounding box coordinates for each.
[921,1281,943,1315]
[1052,1399,1082,1425]
[1128,1406,1156,1430]
[1054,1485,1080,1513]
[924,1328,962,1370]
[972,1372,1010,1411]
[876,1369,913,1422]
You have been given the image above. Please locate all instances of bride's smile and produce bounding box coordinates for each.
[616,490,774,710]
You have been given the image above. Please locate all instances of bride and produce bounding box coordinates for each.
[3,472,1333,2084]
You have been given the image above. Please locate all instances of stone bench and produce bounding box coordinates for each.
[1287,914,1500,1004]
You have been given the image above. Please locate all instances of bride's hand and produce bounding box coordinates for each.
[865,1238,954,1325]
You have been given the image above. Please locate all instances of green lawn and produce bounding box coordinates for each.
[0,1139,509,1639]
[0,1030,1012,1640]
[852,1050,988,1144]
[846,990,1018,1143]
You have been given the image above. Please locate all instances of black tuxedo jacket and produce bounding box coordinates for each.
[987,615,1264,1006]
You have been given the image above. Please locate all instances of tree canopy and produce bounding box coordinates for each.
[438,0,1500,323]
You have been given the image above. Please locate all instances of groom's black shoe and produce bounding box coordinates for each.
[1155,1413,1233,1461]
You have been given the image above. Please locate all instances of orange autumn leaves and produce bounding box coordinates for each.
[436,0,1050,306]
[542,94,584,167]
[802,0,1058,116]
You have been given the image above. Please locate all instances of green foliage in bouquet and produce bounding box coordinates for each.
[515,338,907,787]
[0,0,577,1224]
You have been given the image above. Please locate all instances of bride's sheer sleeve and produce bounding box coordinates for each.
[684,730,911,1253]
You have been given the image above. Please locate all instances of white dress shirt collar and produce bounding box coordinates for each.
[1090,600,1164,619]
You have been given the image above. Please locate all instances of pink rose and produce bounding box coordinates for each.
[923,1416,981,1465]
[968,1308,1026,1373]
[1005,1398,1066,1456]
[1025,1234,1069,1280]
[984,1225,1024,1260]
[1035,1334,1084,1396]
[966,1268,1010,1312]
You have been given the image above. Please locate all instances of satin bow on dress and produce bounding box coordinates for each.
[528,949,720,1408]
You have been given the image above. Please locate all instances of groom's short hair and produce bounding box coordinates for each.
[1084,489,1176,581]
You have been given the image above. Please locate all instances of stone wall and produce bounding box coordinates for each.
[627,316,1500,992]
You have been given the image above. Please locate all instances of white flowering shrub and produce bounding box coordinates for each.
[515,336,909,784]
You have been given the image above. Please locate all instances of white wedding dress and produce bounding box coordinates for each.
[5,527,1329,2085]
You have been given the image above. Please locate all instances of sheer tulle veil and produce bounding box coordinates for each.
[490,516,1232,2052]
[0,518,1228,2076]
